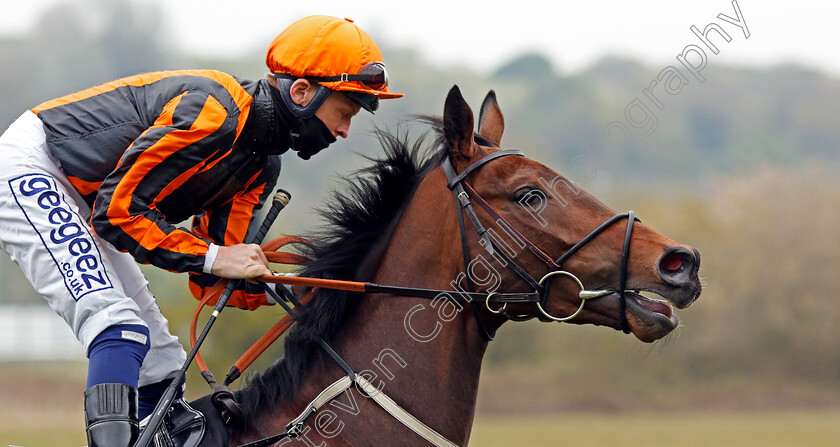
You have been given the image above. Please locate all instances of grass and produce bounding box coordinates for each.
[3,430,85,447]
[3,411,840,446]
[470,411,840,447]
[0,406,85,447]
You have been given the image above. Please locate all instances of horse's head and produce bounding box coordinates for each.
[442,86,701,342]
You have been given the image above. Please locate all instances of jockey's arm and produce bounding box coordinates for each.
[188,160,282,310]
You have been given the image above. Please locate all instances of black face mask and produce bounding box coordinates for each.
[290,116,337,160]
[268,80,336,160]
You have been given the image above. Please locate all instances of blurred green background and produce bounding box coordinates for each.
[1,1,839,445]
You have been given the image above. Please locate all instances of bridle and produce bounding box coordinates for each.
[441,149,640,338]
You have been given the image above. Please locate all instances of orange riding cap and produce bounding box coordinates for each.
[266,15,404,100]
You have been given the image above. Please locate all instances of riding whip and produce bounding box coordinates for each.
[134,189,291,447]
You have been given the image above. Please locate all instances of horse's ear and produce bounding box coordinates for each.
[443,85,475,160]
[477,90,504,147]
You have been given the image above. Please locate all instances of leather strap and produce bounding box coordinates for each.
[554,213,639,266]
[239,374,459,447]
[444,149,524,188]
[461,182,559,269]
[446,175,497,342]
[617,211,636,334]
[238,376,354,447]
[442,152,530,341]
[442,153,544,291]
[366,283,542,303]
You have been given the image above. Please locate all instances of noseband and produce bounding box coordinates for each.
[441,149,639,339]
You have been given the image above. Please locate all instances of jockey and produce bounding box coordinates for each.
[0,15,402,447]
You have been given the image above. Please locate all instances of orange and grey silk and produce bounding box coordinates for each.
[31,70,283,310]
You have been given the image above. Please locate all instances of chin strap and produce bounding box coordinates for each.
[272,74,331,119]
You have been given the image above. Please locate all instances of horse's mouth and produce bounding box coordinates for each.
[625,290,680,341]
[595,290,680,342]
[627,290,674,318]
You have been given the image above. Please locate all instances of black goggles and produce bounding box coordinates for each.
[301,61,389,91]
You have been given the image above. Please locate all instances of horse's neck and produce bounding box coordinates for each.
[239,174,490,446]
[327,173,491,444]
[329,291,489,444]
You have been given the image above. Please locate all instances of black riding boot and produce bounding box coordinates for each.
[84,383,139,447]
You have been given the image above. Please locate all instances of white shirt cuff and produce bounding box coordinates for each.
[203,244,219,274]
[268,273,298,304]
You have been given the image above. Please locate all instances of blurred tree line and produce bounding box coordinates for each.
[1,0,838,411]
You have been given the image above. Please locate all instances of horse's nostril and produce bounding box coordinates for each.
[658,246,697,284]
[660,252,684,272]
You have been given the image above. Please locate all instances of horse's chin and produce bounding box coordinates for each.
[623,291,680,342]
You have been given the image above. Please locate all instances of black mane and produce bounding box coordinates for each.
[234,120,446,427]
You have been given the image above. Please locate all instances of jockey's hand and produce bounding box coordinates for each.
[211,244,271,279]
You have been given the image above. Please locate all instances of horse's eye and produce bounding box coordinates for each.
[514,187,545,207]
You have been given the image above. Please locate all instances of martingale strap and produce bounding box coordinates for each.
[238,376,354,447]
[239,375,458,447]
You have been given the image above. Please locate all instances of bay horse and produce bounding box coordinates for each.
[209,86,701,446]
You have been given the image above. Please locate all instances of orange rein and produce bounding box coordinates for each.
[189,235,356,385]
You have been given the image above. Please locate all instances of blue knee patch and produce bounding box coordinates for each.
[87,324,150,388]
